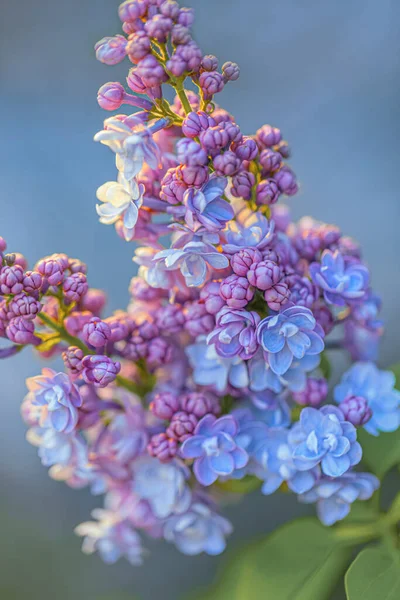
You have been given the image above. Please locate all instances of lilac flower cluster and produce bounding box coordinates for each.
[1,0,394,567]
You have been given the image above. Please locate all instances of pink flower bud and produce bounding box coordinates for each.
[150,391,180,420]
[147,433,177,462]
[0,265,24,294]
[95,35,127,65]
[6,316,36,344]
[83,317,111,348]
[166,411,198,442]
[231,248,262,277]
[220,274,254,308]
[97,82,125,111]
[264,282,290,311]
[7,293,42,319]
[63,273,88,303]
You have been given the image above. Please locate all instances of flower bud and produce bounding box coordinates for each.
[126,30,151,63]
[182,110,215,138]
[95,35,127,65]
[150,391,180,420]
[213,151,241,176]
[82,355,121,388]
[230,170,255,200]
[220,274,254,309]
[222,61,240,81]
[256,124,282,148]
[0,265,24,294]
[293,377,328,407]
[166,411,198,442]
[199,71,224,97]
[6,316,36,344]
[7,293,42,319]
[231,248,262,277]
[83,317,111,348]
[340,395,372,426]
[247,260,281,290]
[147,433,177,462]
[256,179,280,205]
[264,282,290,311]
[201,54,218,72]
[97,82,125,111]
[63,273,88,303]
[232,136,258,161]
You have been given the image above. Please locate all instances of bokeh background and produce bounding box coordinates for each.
[1,0,400,598]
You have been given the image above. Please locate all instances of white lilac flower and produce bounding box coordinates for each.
[94,117,160,180]
[96,174,144,241]
[75,509,145,565]
[131,456,191,519]
[154,241,229,287]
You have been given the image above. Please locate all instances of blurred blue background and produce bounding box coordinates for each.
[1,0,399,598]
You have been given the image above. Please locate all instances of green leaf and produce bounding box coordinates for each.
[345,546,400,599]
[358,362,400,477]
[198,518,352,600]
[215,475,262,494]
[319,352,332,380]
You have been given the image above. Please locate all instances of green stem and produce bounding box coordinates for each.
[174,79,192,115]
[334,499,400,546]
[37,312,147,398]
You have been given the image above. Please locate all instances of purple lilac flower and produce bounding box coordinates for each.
[183,177,233,232]
[26,368,82,434]
[223,203,274,253]
[344,292,383,361]
[36,254,66,286]
[180,415,248,486]
[183,300,214,336]
[257,305,324,376]
[208,306,260,359]
[273,166,298,196]
[22,271,44,296]
[222,61,240,82]
[298,472,380,526]
[131,456,191,519]
[75,510,144,565]
[259,148,282,173]
[292,377,328,407]
[186,340,249,391]
[334,362,400,436]
[82,355,121,388]
[288,405,362,477]
[310,250,369,306]
[164,501,233,555]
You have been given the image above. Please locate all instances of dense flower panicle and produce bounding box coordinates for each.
[1,0,394,567]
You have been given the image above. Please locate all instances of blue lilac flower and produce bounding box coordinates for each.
[154,241,229,287]
[223,201,275,253]
[298,472,380,526]
[183,177,234,232]
[186,339,249,392]
[180,415,248,486]
[130,456,191,519]
[75,509,145,565]
[309,250,369,306]
[334,362,400,436]
[252,427,320,495]
[249,390,291,428]
[228,407,270,479]
[344,293,383,361]
[288,405,362,477]
[26,368,82,434]
[257,305,325,376]
[207,306,260,359]
[248,348,321,394]
[164,501,233,555]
